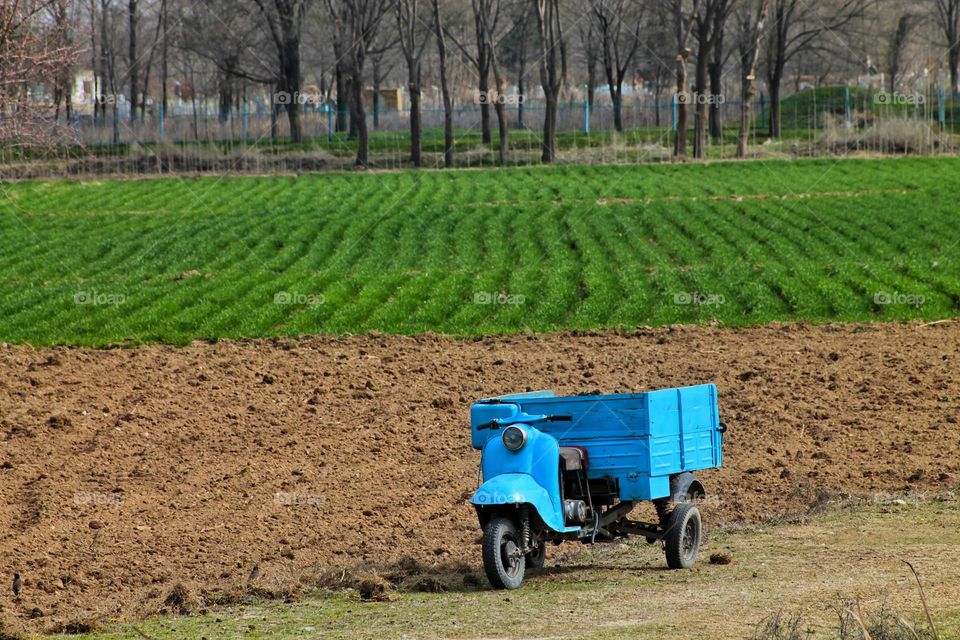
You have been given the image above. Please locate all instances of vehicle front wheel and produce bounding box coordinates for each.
[664,503,701,569]
[482,517,525,589]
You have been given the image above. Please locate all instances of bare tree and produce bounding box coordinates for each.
[931,0,959,94]
[478,0,515,165]
[500,0,533,127]
[396,0,430,165]
[432,0,453,166]
[47,0,75,122]
[101,0,121,143]
[534,0,566,163]
[341,0,391,165]
[368,28,399,129]
[181,1,273,127]
[0,0,79,146]
[589,0,643,133]
[735,0,769,157]
[443,1,494,144]
[887,13,915,93]
[763,0,863,137]
[692,0,732,158]
[578,21,599,109]
[253,0,310,143]
[670,0,697,158]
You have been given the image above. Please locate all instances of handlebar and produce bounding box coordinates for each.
[477,414,572,430]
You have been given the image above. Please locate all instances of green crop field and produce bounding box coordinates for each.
[1,156,958,346]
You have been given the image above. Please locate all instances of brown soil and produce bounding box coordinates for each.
[1,321,958,633]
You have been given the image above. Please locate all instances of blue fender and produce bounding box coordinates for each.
[471,473,566,532]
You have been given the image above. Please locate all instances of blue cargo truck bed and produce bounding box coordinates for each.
[470,384,723,501]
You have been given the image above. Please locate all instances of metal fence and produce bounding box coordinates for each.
[2,88,958,179]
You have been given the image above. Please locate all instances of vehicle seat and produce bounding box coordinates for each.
[559,446,588,471]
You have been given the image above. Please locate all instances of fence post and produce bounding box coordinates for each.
[671,93,678,131]
[158,103,165,141]
[327,103,334,141]
[583,95,590,134]
[759,92,766,130]
[242,101,249,142]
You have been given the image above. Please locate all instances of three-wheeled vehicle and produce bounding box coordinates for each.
[470,383,726,589]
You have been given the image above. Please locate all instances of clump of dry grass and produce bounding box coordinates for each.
[354,572,393,602]
[752,610,808,640]
[836,598,938,640]
[161,583,203,615]
[50,618,100,635]
[817,115,950,155]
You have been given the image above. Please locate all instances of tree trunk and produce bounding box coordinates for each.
[612,87,623,132]
[693,48,708,158]
[708,30,723,138]
[283,35,303,143]
[161,0,168,113]
[674,57,689,158]
[586,58,597,108]
[479,67,491,144]
[517,73,525,127]
[494,99,508,165]
[951,45,960,97]
[434,0,454,167]
[128,0,138,123]
[350,58,368,165]
[409,65,422,166]
[542,94,557,162]
[335,59,349,132]
[707,65,721,137]
[535,0,565,164]
[737,1,769,158]
[767,68,782,137]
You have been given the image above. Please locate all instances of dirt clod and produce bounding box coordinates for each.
[709,552,734,565]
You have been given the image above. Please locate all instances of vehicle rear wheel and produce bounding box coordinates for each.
[525,540,546,569]
[664,503,701,569]
[482,517,525,589]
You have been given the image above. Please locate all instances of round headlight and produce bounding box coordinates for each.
[502,425,527,452]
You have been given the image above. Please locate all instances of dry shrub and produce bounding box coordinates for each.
[836,598,938,640]
[752,610,808,640]
[817,115,948,154]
